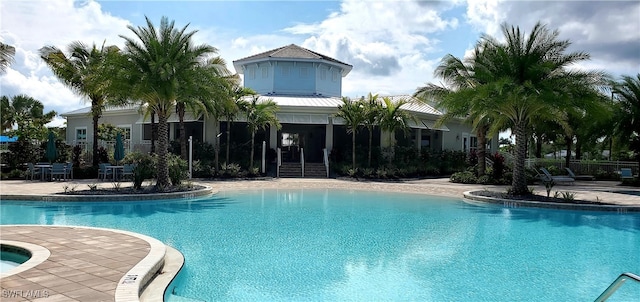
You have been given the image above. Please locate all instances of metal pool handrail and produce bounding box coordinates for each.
[594,272,640,301]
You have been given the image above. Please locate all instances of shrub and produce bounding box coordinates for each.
[492,152,505,180]
[221,163,241,178]
[477,175,492,184]
[450,171,477,184]
[167,153,188,186]
[124,152,155,189]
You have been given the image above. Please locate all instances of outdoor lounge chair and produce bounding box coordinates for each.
[121,164,135,180]
[65,162,73,180]
[539,167,574,185]
[620,168,634,181]
[565,168,595,181]
[98,163,113,181]
[26,163,40,181]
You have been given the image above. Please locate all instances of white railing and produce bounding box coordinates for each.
[595,272,640,301]
[525,158,639,174]
[261,141,266,174]
[323,148,329,178]
[277,147,281,178]
[300,148,305,178]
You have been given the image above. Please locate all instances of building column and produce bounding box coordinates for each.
[325,120,333,152]
[415,128,422,151]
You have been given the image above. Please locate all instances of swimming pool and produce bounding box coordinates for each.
[1,189,639,301]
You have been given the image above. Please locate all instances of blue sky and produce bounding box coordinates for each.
[1,0,639,128]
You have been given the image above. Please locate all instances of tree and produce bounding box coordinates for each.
[335,97,366,170]
[119,16,218,189]
[240,96,280,169]
[472,22,604,194]
[0,94,56,140]
[362,93,381,167]
[414,49,496,177]
[175,56,232,160]
[40,41,124,166]
[378,97,415,162]
[224,85,256,164]
[0,42,16,74]
[612,74,640,166]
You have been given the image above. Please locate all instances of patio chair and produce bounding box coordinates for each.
[65,162,73,180]
[121,164,135,180]
[98,163,113,181]
[620,168,634,181]
[50,163,67,181]
[565,168,595,181]
[539,167,574,185]
[26,163,40,181]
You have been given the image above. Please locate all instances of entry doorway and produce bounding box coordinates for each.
[279,125,326,162]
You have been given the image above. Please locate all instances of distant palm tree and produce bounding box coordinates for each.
[335,97,366,170]
[474,22,605,194]
[612,74,640,167]
[0,42,16,74]
[119,16,218,189]
[240,96,280,169]
[40,41,123,166]
[378,97,415,162]
[175,56,233,160]
[224,86,256,164]
[362,93,381,167]
[0,94,56,140]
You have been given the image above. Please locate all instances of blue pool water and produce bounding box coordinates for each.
[1,189,639,301]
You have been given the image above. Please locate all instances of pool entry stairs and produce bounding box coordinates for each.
[594,272,640,301]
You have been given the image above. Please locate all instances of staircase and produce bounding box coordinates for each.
[278,162,327,178]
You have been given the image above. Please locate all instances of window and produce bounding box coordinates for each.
[281,66,290,76]
[117,126,131,140]
[300,67,308,78]
[332,70,339,82]
[75,127,87,140]
[262,67,268,78]
[470,136,478,153]
[320,68,327,80]
[248,67,256,79]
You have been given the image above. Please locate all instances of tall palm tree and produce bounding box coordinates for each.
[612,74,640,166]
[475,22,605,194]
[175,56,233,160]
[414,48,495,177]
[119,16,218,189]
[0,42,16,74]
[240,96,280,169]
[378,97,415,162]
[0,94,56,140]
[40,41,123,166]
[362,93,381,167]
[224,85,255,164]
[335,97,366,170]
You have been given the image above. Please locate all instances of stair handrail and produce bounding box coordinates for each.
[277,147,281,178]
[323,148,329,178]
[300,147,305,178]
[594,272,640,301]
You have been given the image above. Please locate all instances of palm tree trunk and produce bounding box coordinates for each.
[178,106,187,160]
[352,132,356,170]
[214,118,219,174]
[368,127,373,167]
[156,113,170,189]
[476,126,487,177]
[92,115,99,166]
[564,135,572,168]
[511,122,528,195]
[250,131,255,169]
[575,136,582,160]
[535,134,543,158]
[226,120,231,164]
[150,112,156,153]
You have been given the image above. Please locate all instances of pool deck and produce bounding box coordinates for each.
[0,177,639,301]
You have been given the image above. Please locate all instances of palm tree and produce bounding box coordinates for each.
[474,22,605,194]
[414,49,495,177]
[175,56,233,160]
[119,16,218,189]
[362,93,381,167]
[224,85,256,164]
[0,42,16,74]
[40,41,123,166]
[612,74,640,167]
[335,97,366,170]
[0,94,56,140]
[240,95,280,169]
[378,97,415,162]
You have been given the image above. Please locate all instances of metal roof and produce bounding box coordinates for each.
[234,44,352,68]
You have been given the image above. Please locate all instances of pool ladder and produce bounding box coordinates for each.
[594,272,640,301]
